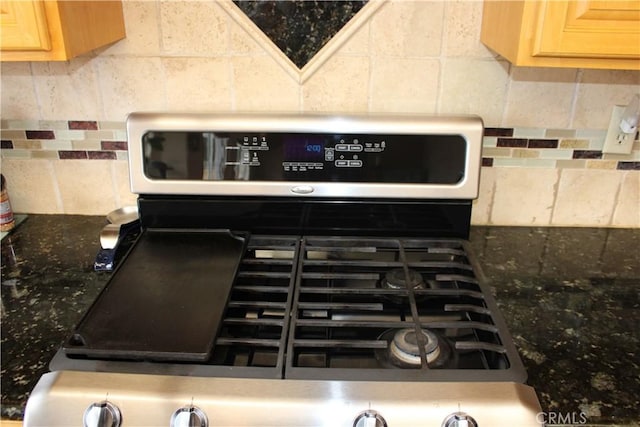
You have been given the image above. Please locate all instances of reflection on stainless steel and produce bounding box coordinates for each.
[106,206,138,225]
[99,224,122,250]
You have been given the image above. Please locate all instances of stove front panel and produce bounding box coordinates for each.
[25,371,543,427]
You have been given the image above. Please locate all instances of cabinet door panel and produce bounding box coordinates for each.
[534,0,640,58]
[0,0,51,51]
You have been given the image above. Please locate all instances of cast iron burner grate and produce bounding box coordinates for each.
[54,234,525,383]
[283,236,522,381]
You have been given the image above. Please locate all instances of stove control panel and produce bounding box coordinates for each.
[140,131,467,185]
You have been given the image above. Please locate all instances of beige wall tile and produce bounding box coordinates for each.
[444,0,494,58]
[371,1,443,57]
[164,58,232,111]
[612,171,640,227]
[491,168,558,225]
[113,160,138,207]
[101,1,161,56]
[471,166,495,225]
[231,56,300,111]
[160,1,228,56]
[439,58,510,126]
[1,62,40,120]
[0,159,62,213]
[302,56,369,112]
[552,169,621,226]
[53,160,118,215]
[230,19,266,55]
[32,58,103,121]
[503,68,577,128]
[96,57,165,121]
[370,58,439,113]
[573,70,640,129]
[336,21,369,55]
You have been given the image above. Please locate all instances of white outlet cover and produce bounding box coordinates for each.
[603,105,636,154]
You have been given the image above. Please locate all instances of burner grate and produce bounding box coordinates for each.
[284,236,523,381]
[211,236,299,378]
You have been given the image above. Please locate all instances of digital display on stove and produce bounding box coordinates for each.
[283,135,326,161]
[141,131,467,184]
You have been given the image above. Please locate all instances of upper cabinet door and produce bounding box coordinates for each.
[481,0,640,70]
[534,0,640,58]
[0,0,125,61]
[0,0,51,51]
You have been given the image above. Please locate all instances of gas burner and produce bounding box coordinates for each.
[380,268,426,291]
[375,328,452,369]
[378,268,426,303]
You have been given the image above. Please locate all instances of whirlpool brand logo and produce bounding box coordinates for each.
[536,411,588,425]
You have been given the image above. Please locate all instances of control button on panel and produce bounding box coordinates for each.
[349,160,363,167]
[335,160,349,167]
[83,401,122,427]
[325,150,335,161]
[335,144,350,152]
[349,144,363,152]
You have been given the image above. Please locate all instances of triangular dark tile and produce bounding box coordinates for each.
[233,1,368,69]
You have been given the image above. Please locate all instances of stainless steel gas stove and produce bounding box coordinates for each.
[24,113,542,427]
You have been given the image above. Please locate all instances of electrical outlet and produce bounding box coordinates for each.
[603,105,636,154]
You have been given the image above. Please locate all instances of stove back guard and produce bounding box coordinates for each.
[126,113,483,238]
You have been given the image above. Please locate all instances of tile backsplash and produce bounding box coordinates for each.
[1,0,638,227]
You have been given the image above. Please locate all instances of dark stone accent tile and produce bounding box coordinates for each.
[497,138,528,148]
[528,139,558,149]
[58,150,88,160]
[573,150,602,159]
[1,140,13,149]
[617,161,640,170]
[485,127,514,137]
[88,151,117,160]
[68,120,98,130]
[25,130,55,140]
[233,1,367,69]
[482,157,494,167]
[101,140,127,151]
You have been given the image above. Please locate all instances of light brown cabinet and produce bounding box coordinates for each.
[0,0,125,61]
[481,0,640,70]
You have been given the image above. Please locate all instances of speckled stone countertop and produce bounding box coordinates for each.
[1,215,639,425]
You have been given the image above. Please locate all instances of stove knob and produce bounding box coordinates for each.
[171,406,208,427]
[442,412,478,427]
[353,409,388,427]
[83,401,122,427]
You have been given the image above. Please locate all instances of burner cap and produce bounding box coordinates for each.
[389,328,441,367]
[381,268,425,290]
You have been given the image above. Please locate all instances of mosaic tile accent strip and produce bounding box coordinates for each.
[481,127,639,171]
[1,120,128,160]
[1,122,639,171]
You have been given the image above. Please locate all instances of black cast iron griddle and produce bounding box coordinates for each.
[64,229,246,362]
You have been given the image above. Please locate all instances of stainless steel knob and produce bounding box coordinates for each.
[353,409,388,427]
[171,406,208,427]
[83,401,122,427]
[442,412,478,427]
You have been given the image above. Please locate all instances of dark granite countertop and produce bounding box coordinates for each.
[1,215,639,425]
